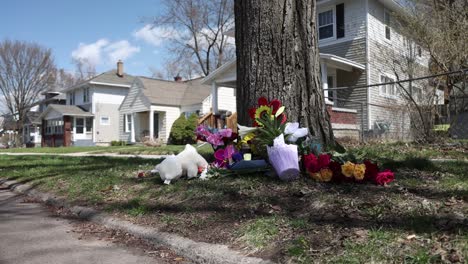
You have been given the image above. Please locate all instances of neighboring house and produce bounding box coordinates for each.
[203,0,436,140]
[39,61,135,147]
[22,90,67,147]
[119,77,212,143]
[36,61,214,147]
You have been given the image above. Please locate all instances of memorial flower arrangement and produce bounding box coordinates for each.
[193,96,395,186]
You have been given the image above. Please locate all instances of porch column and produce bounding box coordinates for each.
[149,109,154,140]
[321,60,329,101]
[211,82,218,114]
[130,113,136,143]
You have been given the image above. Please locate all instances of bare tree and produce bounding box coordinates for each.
[50,68,80,91]
[151,0,235,76]
[0,40,56,142]
[235,0,335,147]
[150,59,201,80]
[72,58,96,81]
[397,0,468,96]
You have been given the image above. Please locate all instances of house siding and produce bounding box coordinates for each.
[318,0,367,46]
[320,38,369,129]
[92,85,129,144]
[202,86,237,114]
[119,79,150,141]
[366,0,428,139]
[150,105,181,142]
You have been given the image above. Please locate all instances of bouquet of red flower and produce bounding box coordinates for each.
[303,153,395,186]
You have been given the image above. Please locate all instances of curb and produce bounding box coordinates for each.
[0,178,273,264]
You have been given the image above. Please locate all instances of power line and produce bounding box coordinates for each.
[323,68,468,91]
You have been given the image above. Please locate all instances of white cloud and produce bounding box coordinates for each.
[71,39,109,66]
[71,39,140,67]
[134,25,179,47]
[104,40,140,63]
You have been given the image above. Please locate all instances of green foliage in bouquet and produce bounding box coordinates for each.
[255,110,286,148]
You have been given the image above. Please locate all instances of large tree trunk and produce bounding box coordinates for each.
[234,0,335,147]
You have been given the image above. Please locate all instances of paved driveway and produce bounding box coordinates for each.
[0,188,159,264]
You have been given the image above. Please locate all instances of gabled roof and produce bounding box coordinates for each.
[137,77,211,107]
[38,104,94,121]
[63,70,135,92]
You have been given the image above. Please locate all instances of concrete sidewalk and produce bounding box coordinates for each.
[0,188,164,264]
[0,152,167,159]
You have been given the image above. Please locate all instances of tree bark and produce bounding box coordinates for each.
[234,0,335,147]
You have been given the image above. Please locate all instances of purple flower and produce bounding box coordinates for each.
[218,128,232,138]
[213,145,239,168]
[207,134,224,147]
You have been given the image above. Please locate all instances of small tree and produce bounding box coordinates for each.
[169,113,198,144]
[0,40,56,144]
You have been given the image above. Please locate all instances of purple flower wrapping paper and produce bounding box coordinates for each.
[267,143,300,181]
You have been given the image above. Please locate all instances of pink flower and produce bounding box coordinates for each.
[218,128,232,138]
[375,170,395,186]
[213,145,237,168]
[207,134,224,147]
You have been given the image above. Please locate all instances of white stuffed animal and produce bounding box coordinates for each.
[152,144,208,184]
[152,155,183,185]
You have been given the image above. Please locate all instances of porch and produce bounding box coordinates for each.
[38,105,94,147]
[124,109,166,143]
[201,54,366,139]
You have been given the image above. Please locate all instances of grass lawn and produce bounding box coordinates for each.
[0,144,214,158]
[0,146,119,154]
[0,143,466,263]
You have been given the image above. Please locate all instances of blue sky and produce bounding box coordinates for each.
[0,0,172,76]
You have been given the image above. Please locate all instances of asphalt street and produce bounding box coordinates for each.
[0,187,159,264]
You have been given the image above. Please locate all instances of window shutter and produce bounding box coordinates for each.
[336,3,345,38]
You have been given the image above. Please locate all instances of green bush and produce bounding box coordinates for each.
[169,113,198,145]
[111,140,126,146]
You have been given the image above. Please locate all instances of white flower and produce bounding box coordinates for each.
[237,124,258,138]
[284,122,309,143]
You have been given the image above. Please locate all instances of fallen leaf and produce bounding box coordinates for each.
[406,234,417,240]
[174,257,184,261]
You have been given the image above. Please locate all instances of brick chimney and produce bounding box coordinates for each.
[117,60,124,77]
[174,75,182,82]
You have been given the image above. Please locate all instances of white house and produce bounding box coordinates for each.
[203,0,439,140]
[119,77,213,143]
[38,61,135,147]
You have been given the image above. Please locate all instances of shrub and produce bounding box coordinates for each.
[169,113,198,145]
[111,140,126,146]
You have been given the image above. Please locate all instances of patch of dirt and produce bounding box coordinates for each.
[44,203,191,264]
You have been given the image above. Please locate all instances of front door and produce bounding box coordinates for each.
[153,113,159,138]
[74,117,86,140]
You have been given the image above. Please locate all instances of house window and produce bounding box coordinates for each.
[384,9,391,40]
[318,9,334,40]
[125,114,133,133]
[83,87,90,103]
[380,75,396,97]
[100,116,110,125]
[69,91,75,105]
[86,117,93,133]
[75,118,84,134]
